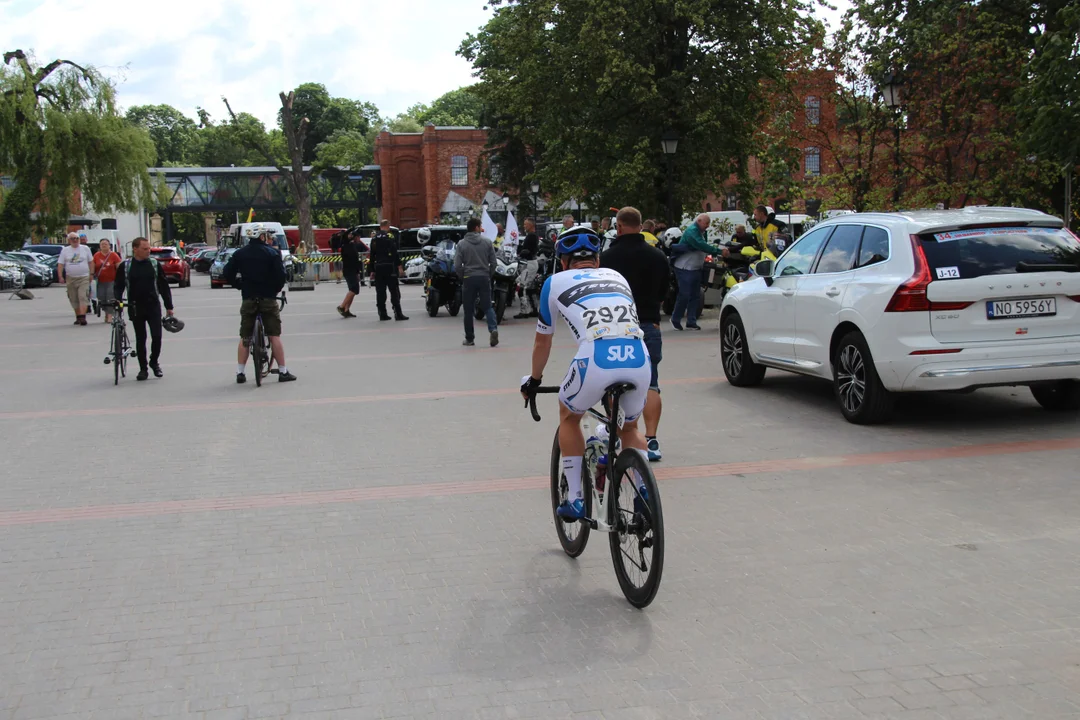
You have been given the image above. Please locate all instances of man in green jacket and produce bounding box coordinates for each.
[671,213,723,330]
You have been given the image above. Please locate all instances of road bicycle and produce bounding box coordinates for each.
[102,301,135,385]
[247,293,287,387]
[525,383,665,608]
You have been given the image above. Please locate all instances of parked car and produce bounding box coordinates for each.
[149,246,191,287]
[0,252,52,287]
[0,259,25,290]
[210,249,239,288]
[39,255,60,283]
[183,244,209,263]
[191,248,218,273]
[719,207,1080,424]
[20,244,65,257]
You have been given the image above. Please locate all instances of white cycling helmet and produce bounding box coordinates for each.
[245,223,266,238]
[417,227,432,244]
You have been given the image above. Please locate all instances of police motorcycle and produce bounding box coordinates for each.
[420,228,462,317]
[514,243,554,319]
[701,231,788,302]
[475,246,519,324]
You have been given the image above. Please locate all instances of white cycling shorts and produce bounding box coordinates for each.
[558,337,651,420]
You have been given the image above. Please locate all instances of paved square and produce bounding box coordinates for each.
[2,280,1079,719]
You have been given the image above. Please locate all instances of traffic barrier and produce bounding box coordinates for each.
[291,251,425,284]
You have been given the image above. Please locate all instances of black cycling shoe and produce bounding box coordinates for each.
[278,371,297,382]
[236,373,247,384]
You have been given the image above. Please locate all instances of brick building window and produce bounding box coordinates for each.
[804,147,821,177]
[450,155,469,186]
[805,96,821,126]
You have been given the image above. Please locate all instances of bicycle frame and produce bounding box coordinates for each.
[529,384,632,533]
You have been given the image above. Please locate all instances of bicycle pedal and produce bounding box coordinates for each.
[270,369,279,374]
[103,357,110,364]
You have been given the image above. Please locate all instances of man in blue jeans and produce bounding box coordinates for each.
[671,213,723,331]
[455,217,500,347]
[600,207,670,461]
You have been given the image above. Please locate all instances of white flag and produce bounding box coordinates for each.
[481,209,498,242]
[503,210,520,256]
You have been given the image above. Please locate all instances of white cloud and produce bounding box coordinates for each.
[1,0,493,126]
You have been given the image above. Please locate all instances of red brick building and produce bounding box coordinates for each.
[373,125,503,229]
[375,73,846,227]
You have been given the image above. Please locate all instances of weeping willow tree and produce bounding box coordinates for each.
[0,49,156,249]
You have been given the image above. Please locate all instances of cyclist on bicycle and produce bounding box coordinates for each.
[520,226,652,520]
[223,224,297,383]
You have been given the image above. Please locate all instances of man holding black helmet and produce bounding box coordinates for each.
[367,220,408,321]
[114,237,176,381]
[337,229,363,318]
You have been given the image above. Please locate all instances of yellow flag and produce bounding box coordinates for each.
[246,208,254,223]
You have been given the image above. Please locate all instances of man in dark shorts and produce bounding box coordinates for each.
[223,224,296,383]
[600,206,670,461]
[336,230,363,318]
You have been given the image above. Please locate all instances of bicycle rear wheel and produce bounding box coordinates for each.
[550,428,591,557]
[609,449,664,608]
[253,318,266,387]
[113,324,121,385]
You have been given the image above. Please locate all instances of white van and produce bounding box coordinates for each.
[225,222,293,270]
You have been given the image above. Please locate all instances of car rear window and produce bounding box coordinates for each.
[920,226,1080,279]
[151,249,177,258]
[857,227,890,267]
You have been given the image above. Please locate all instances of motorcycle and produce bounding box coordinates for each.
[421,242,462,317]
[514,249,553,318]
[476,247,519,323]
[701,234,786,301]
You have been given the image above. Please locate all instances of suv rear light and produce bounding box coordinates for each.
[885,235,973,312]
[1069,295,1080,303]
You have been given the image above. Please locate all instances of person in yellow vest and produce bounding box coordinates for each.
[494,223,505,251]
[752,205,788,249]
[642,219,660,247]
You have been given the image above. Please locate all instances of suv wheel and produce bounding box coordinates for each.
[720,313,766,387]
[833,331,893,424]
[1030,381,1080,412]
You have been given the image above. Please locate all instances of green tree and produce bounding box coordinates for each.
[125,104,199,165]
[0,49,157,249]
[417,86,485,127]
[460,0,818,221]
[285,82,378,164]
[193,108,273,167]
[313,129,372,172]
[851,0,1058,210]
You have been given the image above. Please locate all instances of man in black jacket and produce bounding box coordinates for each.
[367,220,408,321]
[114,237,175,382]
[599,207,670,462]
[224,225,296,383]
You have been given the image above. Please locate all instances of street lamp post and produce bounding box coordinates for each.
[661,129,679,226]
[530,181,540,221]
[881,72,904,206]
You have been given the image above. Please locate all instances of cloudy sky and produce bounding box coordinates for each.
[0,0,495,126]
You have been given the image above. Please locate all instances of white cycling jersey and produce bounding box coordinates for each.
[537,267,651,417]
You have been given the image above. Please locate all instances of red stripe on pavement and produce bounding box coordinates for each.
[0,376,724,420]
[0,436,1076,527]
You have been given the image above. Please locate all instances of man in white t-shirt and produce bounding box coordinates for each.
[57,232,95,325]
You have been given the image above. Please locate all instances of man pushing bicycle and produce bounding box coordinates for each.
[520,226,652,520]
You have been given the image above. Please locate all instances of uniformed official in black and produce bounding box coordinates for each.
[367,219,409,321]
[114,237,175,381]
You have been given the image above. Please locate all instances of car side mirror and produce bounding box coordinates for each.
[755,259,774,286]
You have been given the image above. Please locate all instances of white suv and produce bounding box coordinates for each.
[719,207,1080,424]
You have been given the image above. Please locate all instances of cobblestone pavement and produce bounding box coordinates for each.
[2,281,1079,720]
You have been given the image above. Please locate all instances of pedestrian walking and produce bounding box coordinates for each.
[93,239,122,324]
[600,206,670,461]
[671,213,723,331]
[368,220,408,321]
[455,217,499,347]
[114,237,175,381]
[336,230,362,318]
[57,232,95,325]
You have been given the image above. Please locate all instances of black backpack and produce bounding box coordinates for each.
[330,231,345,252]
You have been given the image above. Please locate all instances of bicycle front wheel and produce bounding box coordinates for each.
[113,324,122,385]
[120,329,129,378]
[609,449,664,608]
[550,428,591,557]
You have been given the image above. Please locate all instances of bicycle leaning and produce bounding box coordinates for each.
[525,383,665,608]
[102,300,136,385]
